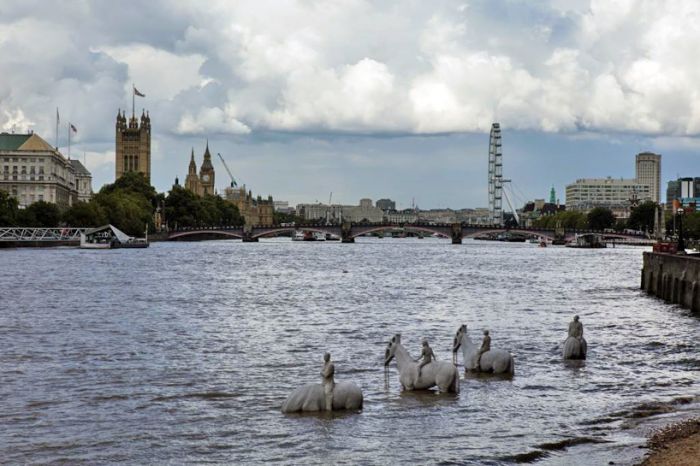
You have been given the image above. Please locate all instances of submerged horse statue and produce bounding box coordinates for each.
[281,353,363,413]
[563,315,587,360]
[383,334,459,393]
[452,325,515,375]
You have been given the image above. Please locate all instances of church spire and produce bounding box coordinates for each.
[188,148,197,174]
[203,139,211,160]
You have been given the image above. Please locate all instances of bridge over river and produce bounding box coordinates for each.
[167,222,650,244]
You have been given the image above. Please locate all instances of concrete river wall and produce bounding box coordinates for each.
[642,252,700,313]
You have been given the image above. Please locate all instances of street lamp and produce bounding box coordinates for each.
[677,207,685,252]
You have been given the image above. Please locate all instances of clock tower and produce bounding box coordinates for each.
[199,141,215,195]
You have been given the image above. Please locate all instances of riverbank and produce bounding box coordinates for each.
[638,418,700,465]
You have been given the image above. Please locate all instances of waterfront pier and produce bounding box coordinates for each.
[642,252,700,313]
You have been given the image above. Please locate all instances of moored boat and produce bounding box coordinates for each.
[80,224,149,249]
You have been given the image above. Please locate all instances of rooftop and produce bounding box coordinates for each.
[0,132,56,152]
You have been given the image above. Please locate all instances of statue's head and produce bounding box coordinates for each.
[483,330,489,336]
[422,339,429,347]
[574,315,579,322]
[324,352,331,362]
[453,324,467,353]
[384,334,401,366]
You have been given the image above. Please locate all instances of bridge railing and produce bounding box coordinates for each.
[0,228,87,242]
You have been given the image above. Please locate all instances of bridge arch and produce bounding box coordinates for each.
[251,226,339,239]
[463,228,557,241]
[349,225,451,239]
[168,230,244,240]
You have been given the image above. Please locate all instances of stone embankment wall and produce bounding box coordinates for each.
[642,252,700,313]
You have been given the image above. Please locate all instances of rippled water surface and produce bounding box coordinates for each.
[1,239,698,464]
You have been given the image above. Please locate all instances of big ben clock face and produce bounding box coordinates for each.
[202,174,210,182]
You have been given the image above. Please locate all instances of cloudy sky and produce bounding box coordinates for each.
[1,0,699,208]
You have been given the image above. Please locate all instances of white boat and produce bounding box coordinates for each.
[292,231,305,241]
[313,231,326,241]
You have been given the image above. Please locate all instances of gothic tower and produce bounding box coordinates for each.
[184,148,202,195]
[199,140,215,195]
[115,109,151,182]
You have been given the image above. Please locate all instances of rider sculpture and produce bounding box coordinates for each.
[321,352,335,411]
[417,339,436,381]
[477,330,491,370]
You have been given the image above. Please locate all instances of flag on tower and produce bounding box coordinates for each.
[134,86,145,97]
[70,123,77,133]
[56,108,60,123]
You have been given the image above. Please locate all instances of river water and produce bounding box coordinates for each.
[1,238,698,464]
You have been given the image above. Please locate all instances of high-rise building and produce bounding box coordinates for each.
[667,177,700,211]
[115,109,151,182]
[635,152,661,203]
[0,132,90,208]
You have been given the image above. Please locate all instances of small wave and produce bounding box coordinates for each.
[152,391,240,402]
[536,436,609,451]
[499,450,549,463]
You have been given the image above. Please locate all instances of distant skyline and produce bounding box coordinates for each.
[1,1,699,208]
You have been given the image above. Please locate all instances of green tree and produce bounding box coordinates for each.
[0,190,18,226]
[94,191,153,236]
[627,201,657,232]
[100,172,158,207]
[18,201,61,227]
[62,201,107,227]
[533,210,587,229]
[273,210,303,225]
[164,187,242,228]
[587,207,616,230]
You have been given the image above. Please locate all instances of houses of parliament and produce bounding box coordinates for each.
[115,108,273,226]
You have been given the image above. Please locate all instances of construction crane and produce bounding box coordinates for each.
[217,153,238,188]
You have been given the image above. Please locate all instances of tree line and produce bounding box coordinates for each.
[0,173,243,236]
[531,201,700,238]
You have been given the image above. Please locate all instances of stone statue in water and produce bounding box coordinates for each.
[281,352,363,413]
[321,352,335,411]
[453,325,514,375]
[563,315,587,360]
[384,334,459,393]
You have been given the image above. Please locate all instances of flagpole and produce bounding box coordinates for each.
[67,122,71,159]
[132,83,135,118]
[55,108,59,150]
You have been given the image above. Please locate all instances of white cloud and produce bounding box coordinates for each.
[98,44,207,101]
[3,0,700,142]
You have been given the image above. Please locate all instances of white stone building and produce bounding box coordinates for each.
[565,177,651,217]
[0,132,91,208]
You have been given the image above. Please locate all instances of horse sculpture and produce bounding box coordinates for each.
[383,334,459,393]
[563,335,587,360]
[452,324,515,375]
[281,382,364,413]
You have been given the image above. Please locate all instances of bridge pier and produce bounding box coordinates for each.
[242,225,258,242]
[451,223,463,245]
[341,222,354,243]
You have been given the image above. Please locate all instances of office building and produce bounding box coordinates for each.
[0,132,90,208]
[635,152,661,203]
